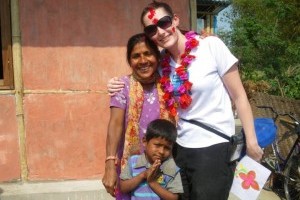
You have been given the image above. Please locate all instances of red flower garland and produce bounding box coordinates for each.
[160,31,199,116]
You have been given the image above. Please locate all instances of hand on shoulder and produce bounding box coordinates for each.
[107,77,125,96]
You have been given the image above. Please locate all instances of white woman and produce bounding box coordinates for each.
[107,1,263,199]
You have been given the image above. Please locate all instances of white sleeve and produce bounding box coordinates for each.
[208,37,238,77]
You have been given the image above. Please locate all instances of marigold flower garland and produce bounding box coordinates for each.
[160,31,199,116]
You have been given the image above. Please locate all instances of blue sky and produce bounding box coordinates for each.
[216,5,232,32]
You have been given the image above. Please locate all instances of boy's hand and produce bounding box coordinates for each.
[146,159,161,183]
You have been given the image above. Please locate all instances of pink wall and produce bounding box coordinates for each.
[0,96,20,181]
[0,0,190,182]
[23,94,106,179]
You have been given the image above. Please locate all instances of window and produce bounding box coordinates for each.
[0,0,14,89]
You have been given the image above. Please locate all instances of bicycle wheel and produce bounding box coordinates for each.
[284,155,300,200]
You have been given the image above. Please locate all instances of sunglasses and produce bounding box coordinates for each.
[144,16,173,37]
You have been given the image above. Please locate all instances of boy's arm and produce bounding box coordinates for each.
[120,170,146,193]
[147,160,179,200]
[165,170,184,194]
[148,182,179,200]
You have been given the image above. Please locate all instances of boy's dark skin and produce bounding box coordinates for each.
[120,136,178,200]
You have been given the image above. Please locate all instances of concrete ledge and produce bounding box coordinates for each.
[0,180,114,200]
[0,177,280,200]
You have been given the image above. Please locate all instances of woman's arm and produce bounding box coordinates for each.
[102,107,125,197]
[222,64,263,162]
[107,77,125,96]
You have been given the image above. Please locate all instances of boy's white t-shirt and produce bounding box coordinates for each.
[166,36,238,148]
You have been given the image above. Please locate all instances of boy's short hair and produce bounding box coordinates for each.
[145,119,177,143]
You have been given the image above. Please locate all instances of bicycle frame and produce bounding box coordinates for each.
[272,125,299,174]
[257,105,300,200]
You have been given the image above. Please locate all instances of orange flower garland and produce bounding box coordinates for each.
[160,31,199,116]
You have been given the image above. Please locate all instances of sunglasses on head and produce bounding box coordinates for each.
[144,16,173,37]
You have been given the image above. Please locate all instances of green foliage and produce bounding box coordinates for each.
[219,0,300,99]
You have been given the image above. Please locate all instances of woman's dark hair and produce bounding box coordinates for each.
[140,1,174,27]
[145,119,177,143]
[126,33,160,65]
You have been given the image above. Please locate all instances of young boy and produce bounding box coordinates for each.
[120,119,183,200]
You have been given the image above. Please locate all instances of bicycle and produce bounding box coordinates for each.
[257,105,300,200]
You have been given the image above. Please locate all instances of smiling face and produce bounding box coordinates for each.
[143,136,173,164]
[129,41,158,81]
[143,7,179,50]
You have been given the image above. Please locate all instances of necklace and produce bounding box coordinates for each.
[160,31,199,117]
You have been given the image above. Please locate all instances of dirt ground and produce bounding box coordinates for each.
[228,189,281,200]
